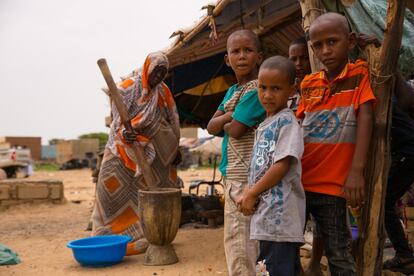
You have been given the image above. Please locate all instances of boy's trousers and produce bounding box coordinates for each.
[257,241,301,276]
[306,192,356,276]
[224,179,258,276]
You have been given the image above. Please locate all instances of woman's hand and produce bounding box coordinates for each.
[122,129,138,144]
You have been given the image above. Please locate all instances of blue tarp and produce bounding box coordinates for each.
[322,0,414,76]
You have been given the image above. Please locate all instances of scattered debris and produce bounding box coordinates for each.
[256,260,269,276]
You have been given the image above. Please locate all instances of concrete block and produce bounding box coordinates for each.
[32,199,49,204]
[0,199,20,206]
[9,186,17,199]
[0,185,10,200]
[17,184,49,199]
[52,199,64,204]
[49,185,62,199]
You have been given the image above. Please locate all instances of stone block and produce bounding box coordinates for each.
[9,186,17,199]
[17,184,49,199]
[0,185,10,200]
[49,185,62,199]
[0,199,20,206]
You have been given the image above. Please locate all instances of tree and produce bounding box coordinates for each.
[78,132,108,148]
[48,138,63,145]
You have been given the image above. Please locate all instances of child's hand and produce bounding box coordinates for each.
[236,187,257,216]
[357,33,381,49]
[343,169,365,208]
[224,111,233,121]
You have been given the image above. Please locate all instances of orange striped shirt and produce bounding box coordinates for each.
[296,60,375,196]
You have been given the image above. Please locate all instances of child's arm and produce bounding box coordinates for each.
[224,89,265,139]
[223,120,249,139]
[207,110,233,135]
[343,102,373,207]
[237,156,291,216]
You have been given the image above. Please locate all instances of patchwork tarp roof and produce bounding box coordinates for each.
[164,0,414,128]
[164,0,304,127]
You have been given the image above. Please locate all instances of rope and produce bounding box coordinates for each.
[239,0,245,28]
[301,8,326,30]
[370,71,394,85]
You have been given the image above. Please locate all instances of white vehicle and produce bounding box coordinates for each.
[0,148,31,178]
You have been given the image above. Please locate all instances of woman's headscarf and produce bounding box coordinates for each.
[128,51,172,132]
[107,51,180,174]
[140,52,169,97]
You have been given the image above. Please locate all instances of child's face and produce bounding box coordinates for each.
[309,21,356,77]
[258,68,295,116]
[225,35,262,82]
[289,43,311,82]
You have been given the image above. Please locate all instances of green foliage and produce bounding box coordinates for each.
[34,163,59,171]
[48,138,63,145]
[78,132,108,148]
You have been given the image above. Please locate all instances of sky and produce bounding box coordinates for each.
[0,0,210,144]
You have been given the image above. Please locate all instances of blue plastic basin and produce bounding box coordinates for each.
[67,235,131,267]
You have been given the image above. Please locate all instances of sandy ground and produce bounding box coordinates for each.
[0,168,228,276]
[0,168,404,276]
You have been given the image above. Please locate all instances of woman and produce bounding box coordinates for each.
[91,52,180,255]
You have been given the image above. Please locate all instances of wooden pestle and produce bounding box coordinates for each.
[97,58,156,190]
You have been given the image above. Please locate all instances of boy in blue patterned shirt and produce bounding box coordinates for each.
[238,56,305,276]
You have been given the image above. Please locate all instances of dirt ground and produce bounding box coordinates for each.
[0,168,228,276]
[0,168,404,276]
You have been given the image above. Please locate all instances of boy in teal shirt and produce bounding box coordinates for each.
[207,29,265,276]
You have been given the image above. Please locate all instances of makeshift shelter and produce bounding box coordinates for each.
[162,1,414,274]
[164,0,304,127]
[163,0,414,129]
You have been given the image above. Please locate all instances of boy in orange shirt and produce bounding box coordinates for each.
[296,12,375,275]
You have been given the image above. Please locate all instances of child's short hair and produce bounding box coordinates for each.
[227,29,261,52]
[289,36,307,47]
[260,56,296,85]
[309,12,350,38]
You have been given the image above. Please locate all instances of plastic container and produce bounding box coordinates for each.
[67,235,131,267]
[351,226,359,240]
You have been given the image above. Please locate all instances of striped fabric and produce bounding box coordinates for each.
[296,60,375,197]
[107,52,180,175]
[92,52,180,255]
[224,80,258,183]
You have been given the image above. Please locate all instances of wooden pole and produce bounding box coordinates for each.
[97,58,157,190]
[357,0,407,275]
[299,0,325,72]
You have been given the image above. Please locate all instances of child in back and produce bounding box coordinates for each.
[288,36,312,112]
[207,29,265,276]
[238,56,305,275]
[297,12,376,275]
